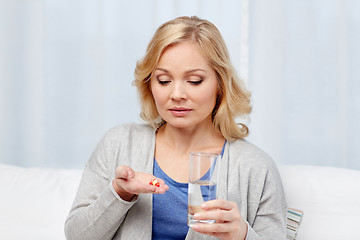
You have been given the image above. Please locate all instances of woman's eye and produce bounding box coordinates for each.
[157,77,171,85]
[189,79,203,85]
[159,80,170,85]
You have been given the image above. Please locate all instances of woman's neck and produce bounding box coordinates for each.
[156,123,225,154]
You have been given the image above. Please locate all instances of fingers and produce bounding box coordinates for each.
[194,209,238,224]
[192,221,235,234]
[114,165,169,195]
[195,199,238,221]
[201,199,235,211]
[130,180,156,194]
[192,200,246,239]
[192,218,246,240]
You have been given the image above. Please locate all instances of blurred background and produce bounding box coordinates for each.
[0,0,359,170]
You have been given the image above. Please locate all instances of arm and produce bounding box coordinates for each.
[191,150,287,240]
[191,168,286,240]
[245,162,287,240]
[64,130,168,240]
[64,135,134,240]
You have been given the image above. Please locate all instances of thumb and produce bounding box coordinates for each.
[116,165,135,180]
[126,167,135,180]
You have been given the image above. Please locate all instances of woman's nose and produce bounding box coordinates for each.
[170,81,187,100]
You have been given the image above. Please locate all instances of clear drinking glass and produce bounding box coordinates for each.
[187,152,221,227]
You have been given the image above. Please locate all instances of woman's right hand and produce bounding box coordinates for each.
[112,165,169,201]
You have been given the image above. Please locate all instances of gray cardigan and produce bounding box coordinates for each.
[65,123,287,240]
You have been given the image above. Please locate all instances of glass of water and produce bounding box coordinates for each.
[187,152,221,227]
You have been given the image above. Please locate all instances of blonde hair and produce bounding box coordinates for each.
[133,16,252,141]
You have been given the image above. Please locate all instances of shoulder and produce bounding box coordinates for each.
[106,122,154,134]
[228,139,274,166]
[95,123,155,169]
[106,122,154,135]
[98,123,155,154]
[227,139,280,179]
[227,139,286,205]
[103,122,155,142]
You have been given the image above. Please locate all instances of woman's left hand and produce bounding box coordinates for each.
[192,199,248,240]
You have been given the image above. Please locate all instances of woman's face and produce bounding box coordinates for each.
[150,41,219,130]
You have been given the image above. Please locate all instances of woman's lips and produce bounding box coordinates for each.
[169,107,192,117]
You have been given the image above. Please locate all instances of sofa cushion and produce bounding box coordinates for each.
[0,163,82,240]
[279,165,360,240]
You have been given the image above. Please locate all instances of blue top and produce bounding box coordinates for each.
[152,159,189,240]
[152,142,227,240]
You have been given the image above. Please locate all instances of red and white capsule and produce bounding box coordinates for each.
[149,178,160,187]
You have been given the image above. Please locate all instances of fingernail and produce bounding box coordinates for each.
[201,203,207,208]
[194,213,200,219]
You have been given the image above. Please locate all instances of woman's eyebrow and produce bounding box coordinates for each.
[185,69,206,74]
[154,68,169,73]
[154,68,206,74]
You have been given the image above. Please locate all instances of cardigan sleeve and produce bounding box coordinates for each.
[64,129,136,240]
[246,160,288,240]
[227,139,288,240]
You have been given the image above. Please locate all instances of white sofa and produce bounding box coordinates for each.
[0,163,359,240]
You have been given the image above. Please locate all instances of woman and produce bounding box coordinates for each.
[65,16,287,240]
